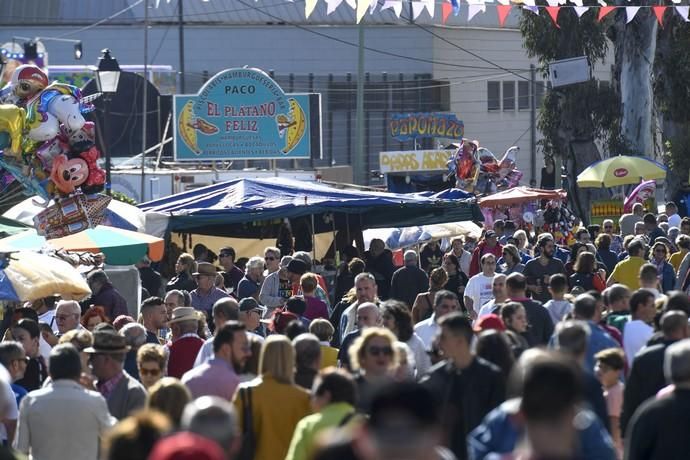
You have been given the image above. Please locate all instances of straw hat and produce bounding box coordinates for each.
[167,307,198,325]
[83,330,130,354]
[192,262,217,277]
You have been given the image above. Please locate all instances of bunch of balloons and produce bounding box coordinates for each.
[447,140,523,195]
[0,64,109,239]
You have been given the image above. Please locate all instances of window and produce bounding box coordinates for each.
[503,81,515,111]
[487,81,500,111]
[518,81,530,110]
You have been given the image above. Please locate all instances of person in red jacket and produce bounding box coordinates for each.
[469,231,503,277]
[166,307,205,379]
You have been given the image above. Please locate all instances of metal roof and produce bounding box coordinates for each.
[0,0,518,27]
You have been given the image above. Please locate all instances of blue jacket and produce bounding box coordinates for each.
[660,261,675,293]
[468,399,616,460]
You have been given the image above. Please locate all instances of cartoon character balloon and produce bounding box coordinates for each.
[624,180,656,213]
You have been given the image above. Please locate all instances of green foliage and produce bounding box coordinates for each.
[662,138,690,181]
[111,191,137,206]
[655,16,690,122]
[519,5,623,159]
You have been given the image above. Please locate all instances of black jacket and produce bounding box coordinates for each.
[620,339,678,435]
[513,298,554,346]
[390,265,429,309]
[625,389,690,460]
[421,358,506,460]
[363,249,396,299]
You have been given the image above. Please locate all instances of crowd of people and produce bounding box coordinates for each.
[0,201,689,459]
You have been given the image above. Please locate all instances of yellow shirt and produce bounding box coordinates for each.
[320,345,339,369]
[669,251,686,272]
[609,256,646,290]
[233,374,311,460]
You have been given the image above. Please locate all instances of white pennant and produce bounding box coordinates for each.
[523,5,539,14]
[571,0,583,6]
[325,0,344,14]
[521,0,535,5]
[546,0,560,6]
[467,3,486,21]
[574,6,589,17]
[411,0,435,19]
[497,0,510,6]
[380,0,403,16]
[626,6,640,23]
[672,0,681,3]
[676,5,690,20]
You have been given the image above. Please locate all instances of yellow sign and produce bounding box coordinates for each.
[379,150,450,173]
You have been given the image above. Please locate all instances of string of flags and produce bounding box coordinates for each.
[152,0,690,27]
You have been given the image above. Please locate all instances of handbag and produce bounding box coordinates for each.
[237,387,255,460]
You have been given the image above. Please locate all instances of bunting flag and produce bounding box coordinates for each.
[652,6,667,26]
[356,0,368,22]
[305,0,318,18]
[598,5,615,21]
[574,6,589,17]
[467,3,486,21]
[325,0,341,14]
[524,5,539,14]
[380,0,403,17]
[412,0,435,20]
[450,0,459,15]
[442,1,453,23]
[546,0,560,6]
[676,5,690,21]
[497,4,512,26]
[625,6,640,23]
[545,6,561,27]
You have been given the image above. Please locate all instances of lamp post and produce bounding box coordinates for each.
[95,49,121,196]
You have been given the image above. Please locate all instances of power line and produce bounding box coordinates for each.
[52,0,146,38]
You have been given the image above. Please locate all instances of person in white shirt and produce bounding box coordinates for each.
[477,274,508,319]
[447,236,472,277]
[464,253,497,319]
[414,290,459,350]
[666,202,682,229]
[14,344,115,460]
[623,289,657,362]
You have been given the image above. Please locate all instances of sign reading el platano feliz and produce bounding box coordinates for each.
[174,68,321,160]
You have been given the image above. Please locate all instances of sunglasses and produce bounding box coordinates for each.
[139,367,162,377]
[655,249,667,254]
[367,345,393,357]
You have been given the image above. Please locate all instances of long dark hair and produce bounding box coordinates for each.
[381,300,414,342]
[475,330,515,379]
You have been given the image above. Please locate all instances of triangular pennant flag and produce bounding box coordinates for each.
[467,3,486,21]
[521,0,535,6]
[676,5,690,21]
[497,0,510,5]
[545,6,560,27]
[571,0,583,6]
[369,0,378,14]
[380,0,403,17]
[574,6,589,17]
[356,0,368,23]
[626,6,640,23]
[497,5,512,26]
[652,6,667,26]
[325,0,343,14]
[546,0,559,6]
[345,0,356,9]
[305,0,318,17]
[412,2,426,19]
[442,1,453,23]
[598,6,615,21]
[424,0,435,20]
[523,5,539,14]
[450,0,459,15]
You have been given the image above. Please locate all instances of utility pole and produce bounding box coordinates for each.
[178,0,185,93]
[141,0,149,201]
[530,64,537,184]
[354,23,365,185]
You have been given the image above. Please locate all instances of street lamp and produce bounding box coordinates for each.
[95,49,121,196]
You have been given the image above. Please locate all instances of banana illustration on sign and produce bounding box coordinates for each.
[276,98,306,154]
[178,101,201,154]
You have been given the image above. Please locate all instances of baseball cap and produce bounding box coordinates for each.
[473,314,506,332]
[238,297,261,312]
[286,259,307,275]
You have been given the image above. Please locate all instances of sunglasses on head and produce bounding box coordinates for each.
[367,345,393,357]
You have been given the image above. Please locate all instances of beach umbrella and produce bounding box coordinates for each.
[576,155,667,188]
[0,251,91,301]
[0,226,164,266]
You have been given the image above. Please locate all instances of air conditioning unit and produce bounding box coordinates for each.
[548,56,592,88]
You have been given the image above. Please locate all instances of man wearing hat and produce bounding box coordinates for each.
[166,307,205,379]
[238,298,267,337]
[84,330,146,420]
[468,230,503,278]
[190,262,230,320]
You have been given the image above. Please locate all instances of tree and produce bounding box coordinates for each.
[519,3,624,222]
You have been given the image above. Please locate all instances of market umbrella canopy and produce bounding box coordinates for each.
[0,226,164,266]
[478,187,567,208]
[0,217,30,238]
[576,155,667,188]
[0,251,91,301]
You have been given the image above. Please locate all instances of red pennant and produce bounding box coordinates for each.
[497,5,512,27]
[442,2,453,24]
[598,6,615,22]
[652,6,667,27]
[545,6,560,27]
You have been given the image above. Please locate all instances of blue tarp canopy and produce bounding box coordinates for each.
[139,177,482,235]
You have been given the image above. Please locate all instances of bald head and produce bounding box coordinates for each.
[661,310,689,341]
[356,302,381,329]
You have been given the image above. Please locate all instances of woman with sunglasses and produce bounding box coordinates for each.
[381,300,431,378]
[650,241,676,293]
[166,253,197,293]
[349,327,399,414]
[500,244,525,276]
[136,343,167,390]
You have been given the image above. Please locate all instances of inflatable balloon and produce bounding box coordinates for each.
[624,179,655,213]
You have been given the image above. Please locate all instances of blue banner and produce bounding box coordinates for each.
[389,112,464,142]
[174,68,321,161]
